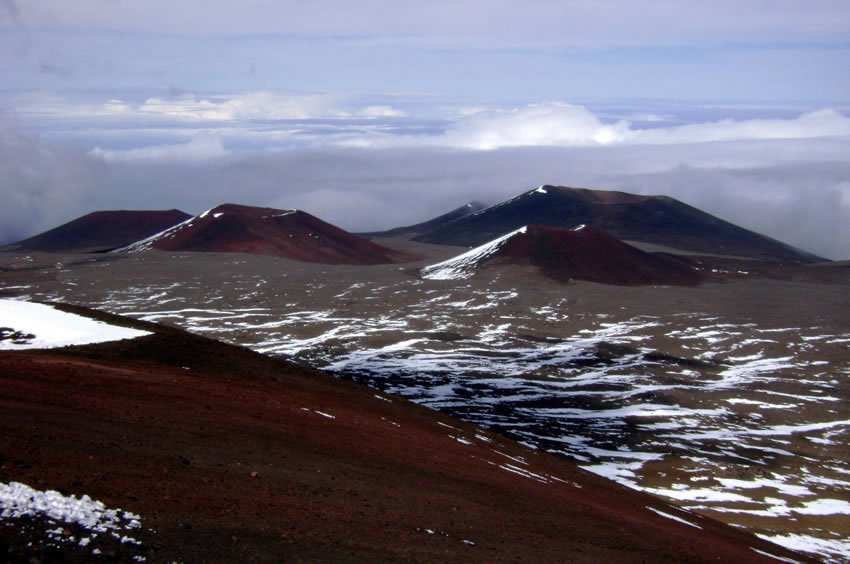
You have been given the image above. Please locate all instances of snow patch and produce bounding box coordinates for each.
[268,211,297,218]
[115,213,197,253]
[0,480,146,554]
[499,463,549,483]
[750,548,802,563]
[0,299,150,350]
[421,227,528,280]
[793,498,850,516]
[757,533,850,562]
[645,506,703,529]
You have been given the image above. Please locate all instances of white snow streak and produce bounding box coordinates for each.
[421,226,528,280]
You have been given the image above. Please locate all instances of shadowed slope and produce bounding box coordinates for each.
[1,210,191,253]
[408,186,824,263]
[360,201,487,240]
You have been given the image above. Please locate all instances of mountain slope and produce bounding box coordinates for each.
[409,186,823,263]
[119,203,412,264]
[360,201,486,239]
[422,224,703,286]
[0,303,803,563]
[1,210,191,253]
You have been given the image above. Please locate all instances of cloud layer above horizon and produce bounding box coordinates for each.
[2,96,850,260]
[10,90,850,156]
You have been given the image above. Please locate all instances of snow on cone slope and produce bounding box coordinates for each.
[421,226,528,280]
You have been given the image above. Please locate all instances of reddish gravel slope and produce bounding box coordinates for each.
[424,225,703,286]
[120,204,413,264]
[499,225,703,285]
[0,305,806,563]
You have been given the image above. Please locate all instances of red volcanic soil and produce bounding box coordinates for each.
[0,305,801,563]
[1,210,191,253]
[501,225,703,285]
[436,225,704,286]
[124,204,414,264]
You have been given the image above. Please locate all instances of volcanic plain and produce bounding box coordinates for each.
[1,240,847,561]
[1,302,812,562]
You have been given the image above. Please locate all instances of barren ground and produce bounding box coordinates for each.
[0,307,803,562]
[1,241,848,560]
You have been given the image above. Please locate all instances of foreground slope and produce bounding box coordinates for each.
[118,203,411,264]
[0,303,803,563]
[406,185,823,263]
[0,210,191,253]
[422,224,703,285]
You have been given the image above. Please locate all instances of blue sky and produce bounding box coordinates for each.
[2,0,850,257]
[4,0,850,101]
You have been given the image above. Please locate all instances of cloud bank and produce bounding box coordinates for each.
[89,133,229,163]
[0,113,101,244]
[134,92,388,121]
[11,91,407,123]
[70,98,850,158]
[439,104,850,149]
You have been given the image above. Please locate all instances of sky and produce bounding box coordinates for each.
[2,0,850,258]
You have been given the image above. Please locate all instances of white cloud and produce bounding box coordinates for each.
[0,112,102,243]
[438,103,850,149]
[103,98,131,114]
[630,109,850,144]
[138,92,350,121]
[357,105,407,118]
[443,102,631,149]
[138,96,233,121]
[603,162,850,260]
[2,91,139,119]
[624,113,673,123]
[44,97,850,168]
[10,91,408,124]
[90,132,228,162]
[19,92,850,161]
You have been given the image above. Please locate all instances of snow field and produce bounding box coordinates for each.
[0,299,150,350]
